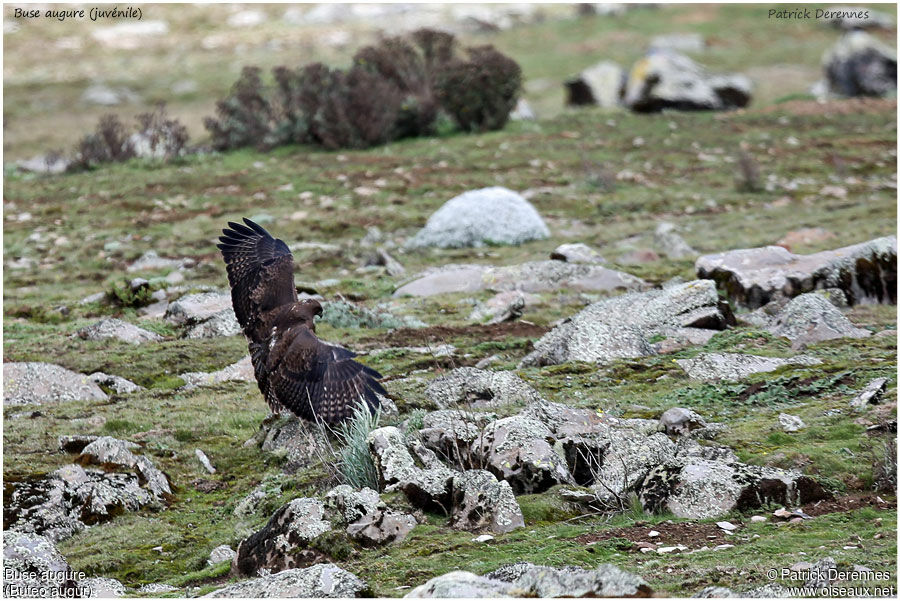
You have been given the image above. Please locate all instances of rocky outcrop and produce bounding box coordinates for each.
[676,352,822,382]
[425,367,544,409]
[520,280,733,367]
[325,485,416,547]
[206,564,369,598]
[659,407,707,437]
[696,236,897,309]
[368,427,455,512]
[77,436,172,498]
[764,293,871,349]
[823,30,897,97]
[76,318,163,344]
[448,470,524,534]
[4,362,108,406]
[406,187,550,249]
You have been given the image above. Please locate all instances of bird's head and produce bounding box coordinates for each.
[293,299,323,330]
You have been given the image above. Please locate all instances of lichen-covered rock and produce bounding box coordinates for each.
[448,470,524,534]
[425,367,544,410]
[850,377,889,408]
[486,562,653,597]
[325,485,383,523]
[587,432,676,506]
[823,30,897,97]
[206,564,369,598]
[476,415,573,494]
[5,464,154,543]
[550,242,606,264]
[76,318,163,344]
[676,352,822,382]
[418,410,494,469]
[78,436,172,498]
[233,498,331,576]
[468,290,532,324]
[640,458,828,519]
[406,187,550,249]
[405,571,515,598]
[82,577,126,597]
[4,362,108,406]
[655,222,697,259]
[564,61,625,107]
[248,414,335,473]
[766,292,871,349]
[324,484,417,547]
[521,280,733,367]
[779,413,806,433]
[659,407,707,437]
[180,355,255,389]
[696,236,897,309]
[3,531,83,597]
[165,291,241,338]
[208,545,236,567]
[368,426,455,512]
[523,400,608,439]
[88,372,143,395]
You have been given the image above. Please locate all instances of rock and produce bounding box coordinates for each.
[325,485,416,547]
[587,431,676,506]
[697,236,897,309]
[624,51,751,112]
[76,318,162,344]
[779,413,806,433]
[550,243,606,265]
[5,464,154,543]
[325,485,382,523]
[79,291,107,305]
[88,372,143,395]
[716,520,737,531]
[81,84,140,106]
[655,222,697,259]
[78,436,172,498]
[395,261,644,297]
[520,280,733,367]
[320,299,423,329]
[564,61,625,107]
[766,293,871,349]
[425,367,544,410]
[165,292,240,338]
[776,227,835,251]
[369,248,406,277]
[509,98,536,121]
[138,583,178,594]
[650,33,706,53]
[659,408,707,437]
[406,187,550,249]
[180,356,255,389]
[4,362,108,406]
[184,309,242,338]
[523,399,608,439]
[82,577,126,597]
[805,557,838,588]
[676,352,822,382]
[823,31,897,97]
[417,410,494,469]
[58,435,99,454]
[850,377,889,408]
[469,291,532,324]
[485,562,653,597]
[449,470,524,534]
[477,415,573,494]
[205,564,369,598]
[195,449,216,474]
[207,545,236,566]
[368,427,455,512]
[233,498,331,576]
[473,534,494,543]
[249,414,337,473]
[3,531,82,597]
[127,250,185,272]
[640,458,828,519]
[823,6,894,30]
[16,153,71,175]
[405,571,515,598]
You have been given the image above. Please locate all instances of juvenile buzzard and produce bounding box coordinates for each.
[218,218,386,424]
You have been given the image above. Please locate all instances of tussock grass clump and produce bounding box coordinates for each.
[336,403,381,490]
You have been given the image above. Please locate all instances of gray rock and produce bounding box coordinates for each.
[204,545,234,568]
[88,372,143,395]
[823,30,897,97]
[696,236,897,309]
[79,291,107,305]
[137,583,178,594]
[127,250,185,272]
[469,291,532,324]
[58,435,99,454]
[676,352,822,382]
[16,153,71,175]
[779,413,806,433]
[565,61,625,107]
[550,242,606,264]
[624,51,751,112]
[82,577,126,597]
[78,436,172,498]
[660,407,707,437]
[449,470,525,534]
[655,222,697,259]
[824,6,894,30]
[587,431,676,506]
[3,531,82,597]
[425,367,544,410]
[180,355,255,389]
[640,458,828,519]
[418,410,495,469]
[195,449,216,474]
[767,293,871,349]
[164,291,232,325]
[805,557,838,588]
[346,507,417,547]
[205,564,369,598]
[850,377,889,408]
[650,33,706,52]
[522,399,608,439]
[233,498,331,576]
[4,362,108,406]
[406,187,549,249]
[486,562,653,597]
[184,309,242,338]
[324,485,382,523]
[77,318,162,344]
[521,280,733,367]
[249,414,336,473]
[405,572,514,598]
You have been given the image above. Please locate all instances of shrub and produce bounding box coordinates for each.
[336,403,381,489]
[435,45,522,132]
[74,114,136,168]
[133,104,189,160]
[106,277,157,308]
[203,66,275,151]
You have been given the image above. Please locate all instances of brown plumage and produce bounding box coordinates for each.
[217,218,386,424]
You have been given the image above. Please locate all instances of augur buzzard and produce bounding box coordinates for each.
[218,218,386,424]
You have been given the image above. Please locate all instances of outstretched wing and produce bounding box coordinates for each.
[270,327,387,424]
[217,218,297,336]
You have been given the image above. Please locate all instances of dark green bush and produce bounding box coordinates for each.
[435,45,522,132]
[203,66,275,151]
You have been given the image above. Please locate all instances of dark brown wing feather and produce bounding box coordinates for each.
[217,218,297,337]
[269,327,386,424]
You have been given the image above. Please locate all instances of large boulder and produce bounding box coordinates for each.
[696,236,897,309]
[3,531,83,597]
[233,498,332,576]
[394,261,645,297]
[624,51,751,112]
[205,564,369,598]
[77,436,172,498]
[405,571,516,598]
[585,431,676,506]
[425,367,544,409]
[76,318,162,344]
[417,410,495,469]
[406,187,550,249]
[675,352,822,382]
[448,470,525,534]
[765,292,872,348]
[823,30,897,97]
[520,280,733,367]
[4,362,108,406]
[164,292,241,338]
[640,458,829,519]
[486,562,653,597]
[564,61,625,107]
[325,485,416,547]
